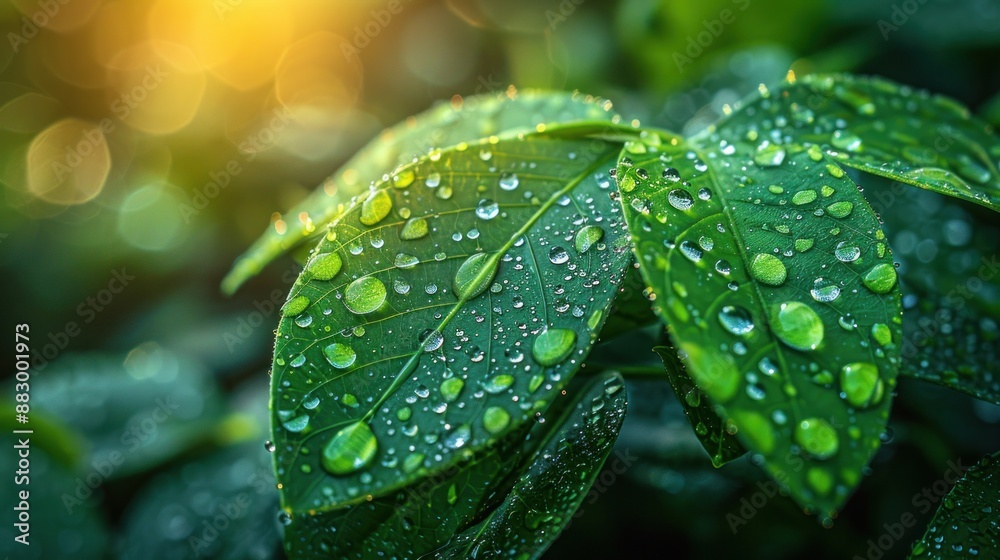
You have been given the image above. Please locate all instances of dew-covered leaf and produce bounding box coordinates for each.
[908,452,999,559]
[270,133,632,518]
[615,138,902,517]
[700,73,1000,212]
[899,293,1000,405]
[653,344,746,467]
[223,90,617,294]
[430,373,628,560]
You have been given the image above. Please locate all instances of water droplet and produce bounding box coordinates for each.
[394,278,411,294]
[754,143,786,167]
[667,189,694,210]
[871,323,892,346]
[307,252,342,281]
[400,217,429,240]
[795,238,815,252]
[662,167,681,182]
[499,172,519,190]
[324,343,357,369]
[453,252,499,300]
[394,252,419,269]
[834,242,861,262]
[810,280,842,303]
[425,172,441,188]
[862,263,897,294]
[264,440,276,452]
[444,424,471,449]
[281,295,310,316]
[439,377,464,402]
[831,129,863,152]
[420,329,445,352]
[548,246,570,265]
[360,190,392,226]
[772,302,824,351]
[322,421,378,475]
[826,201,854,218]
[794,418,839,460]
[282,414,309,433]
[482,406,511,435]
[792,190,818,205]
[344,276,387,314]
[679,240,703,262]
[840,362,883,408]
[475,199,499,220]
[483,375,514,394]
[575,225,604,253]
[719,305,755,335]
[749,253,787,286]
[392,168,415,188]
[532,328,577,366]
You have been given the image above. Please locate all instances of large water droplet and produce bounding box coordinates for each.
[575,225,604,253]
[772,302,824,351]
[420,329,445,352]
[810,280,842,303]
[498,172,519,191]
[439,377,464,402]
[281,295,310,316]
[360,190,392,226]
[475,199,499,220]
[400,217,429,240]
[794,418,839,460]
[324,342,357,369]
[718,305,755,335]
[453,252,499,300]
[754,143,786,167]
[862,263,897,294]
[548,246,570,265]
[482,406,511,435]
[321,421,378,475]
[839,362,883,408]
[532,328,577,366]
[344,276,387,314]
[306,252,342,281]
[834,242,861,262]
[749,253,787,286]
[667,189,694,211]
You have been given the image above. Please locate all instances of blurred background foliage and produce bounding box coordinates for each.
[0,0,998,558]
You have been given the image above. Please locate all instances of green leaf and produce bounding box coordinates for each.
[0,445,110,558]
[615,138,902,517]
[700,73,1000,212]
[118,443,281,560]
[430,373,628,560]
[270,133,632,517]
[223,90,618,294]
[653,344,746,467]
[899,292,1000,405]
[908,452,1000,559]
[31,347,223,478]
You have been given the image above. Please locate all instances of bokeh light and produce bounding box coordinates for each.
[27,118,111,205]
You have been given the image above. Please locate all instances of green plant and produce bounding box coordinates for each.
[226,73,1000,559]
